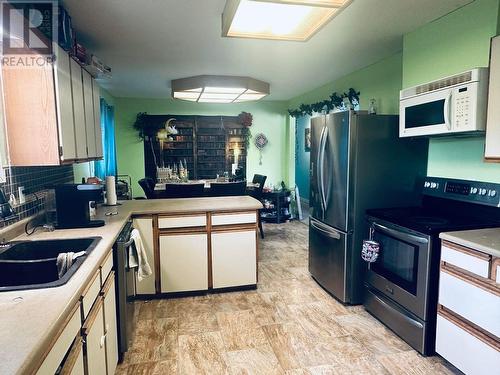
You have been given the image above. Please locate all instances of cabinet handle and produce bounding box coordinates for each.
[100,333,107,348]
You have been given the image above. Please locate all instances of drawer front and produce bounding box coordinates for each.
[493,258,500,284]
[441,242,490,278]
[158,215,206,229]
[212,212,256,226]
[436,313,500,375]
[439,268,500,337]
[81,270,101,320]
[36,305,81,375]
[100,252,113,287]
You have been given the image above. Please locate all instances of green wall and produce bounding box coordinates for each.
[113,98,288,197]
[403,0,500,182]
[77,0,500,192]
[286,52,404,188]
[288,52,403,115]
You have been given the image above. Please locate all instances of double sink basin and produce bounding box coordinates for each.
[0,237,101,292]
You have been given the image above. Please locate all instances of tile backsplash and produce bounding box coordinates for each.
[0,166,74,228]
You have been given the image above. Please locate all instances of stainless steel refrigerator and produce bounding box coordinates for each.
[308,111,428,304]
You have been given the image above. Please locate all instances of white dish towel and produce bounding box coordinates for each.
[130,228,153,281]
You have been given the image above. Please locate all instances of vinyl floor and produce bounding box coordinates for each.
[116,221,460,375]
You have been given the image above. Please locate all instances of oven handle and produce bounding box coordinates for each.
[122,237,134,248]
[371,222,428,244]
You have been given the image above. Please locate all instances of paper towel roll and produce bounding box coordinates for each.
[106,176,117,205]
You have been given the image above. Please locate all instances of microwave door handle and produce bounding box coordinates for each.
[444,92,452,130]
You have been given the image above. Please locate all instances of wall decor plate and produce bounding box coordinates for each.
[254,133,268,165]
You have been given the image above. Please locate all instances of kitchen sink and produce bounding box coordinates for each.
[0,237,101,292]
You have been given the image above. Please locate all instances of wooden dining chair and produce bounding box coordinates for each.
[162,183,205,198]
[209,181,247,197]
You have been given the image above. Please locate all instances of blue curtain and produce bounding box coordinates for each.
[93,99,117,179]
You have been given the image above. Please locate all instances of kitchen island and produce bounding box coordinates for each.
[0,196,262,375]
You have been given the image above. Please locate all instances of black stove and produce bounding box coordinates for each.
[363,177,500,356]
[367,177,500,235]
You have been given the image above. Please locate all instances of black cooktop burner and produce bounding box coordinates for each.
[367,199,500,235]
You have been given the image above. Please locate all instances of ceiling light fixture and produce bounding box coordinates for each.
[171,75,270,103]
[222,0,353,41]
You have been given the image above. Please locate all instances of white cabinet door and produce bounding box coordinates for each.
[59,337,85,375]
[486,35,500,160]
[54,46,77,161]
[92,79,103,159]
[69,59,87,159]
[211,230,257,288]
[436,313,500,375]
[133,218,156,295]
[83,299,107,375]
[160,233,208,293]
[102,273,118,375]
[82,69,97,159]
[36,305,81,375]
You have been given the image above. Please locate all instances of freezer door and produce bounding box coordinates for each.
[322,112,350,231]
[308,217,349,302]
[310,116,326,220]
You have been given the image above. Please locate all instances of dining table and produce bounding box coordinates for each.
[154,179,259,193]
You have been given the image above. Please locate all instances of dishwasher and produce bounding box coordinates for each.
[113,220,137,361]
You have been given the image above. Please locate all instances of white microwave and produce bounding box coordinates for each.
[399,68,489,137]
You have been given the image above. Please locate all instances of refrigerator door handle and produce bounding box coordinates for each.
[317,126,326,213]
[319,126,328,213]
[311,219,341,239]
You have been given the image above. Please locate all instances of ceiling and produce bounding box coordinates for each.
[62,0,472,101]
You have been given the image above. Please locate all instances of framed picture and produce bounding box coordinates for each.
[305,128,311,152]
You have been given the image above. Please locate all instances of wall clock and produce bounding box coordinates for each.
[254,133,268,165]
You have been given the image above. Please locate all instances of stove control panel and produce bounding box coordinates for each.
[422,177,500,207]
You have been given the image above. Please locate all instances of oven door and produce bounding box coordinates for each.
[400,89,452,137]
[365,220,430,319]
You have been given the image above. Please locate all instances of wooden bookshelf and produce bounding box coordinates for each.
[142,114,248,180]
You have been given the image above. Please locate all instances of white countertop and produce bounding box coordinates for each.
[0,196,261,375]
[440,227,500,258]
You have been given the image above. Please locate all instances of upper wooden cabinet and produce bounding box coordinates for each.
[1,45,103,166]
[485,35,500,161]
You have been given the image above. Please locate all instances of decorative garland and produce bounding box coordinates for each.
[288,88,360,118]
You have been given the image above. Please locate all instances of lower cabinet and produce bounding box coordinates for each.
[133,217,156,295]
[437,239,500,375]
[59,337,85,375]
[83,299,107,375]
[211,230,257,288]
[36,305,81,375]
[34,251,119,375]
[160,233,208,293]
[102,273,119,375]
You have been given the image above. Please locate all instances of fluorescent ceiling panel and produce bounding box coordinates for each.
[171,75,270,103]
[222,0,352,41]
